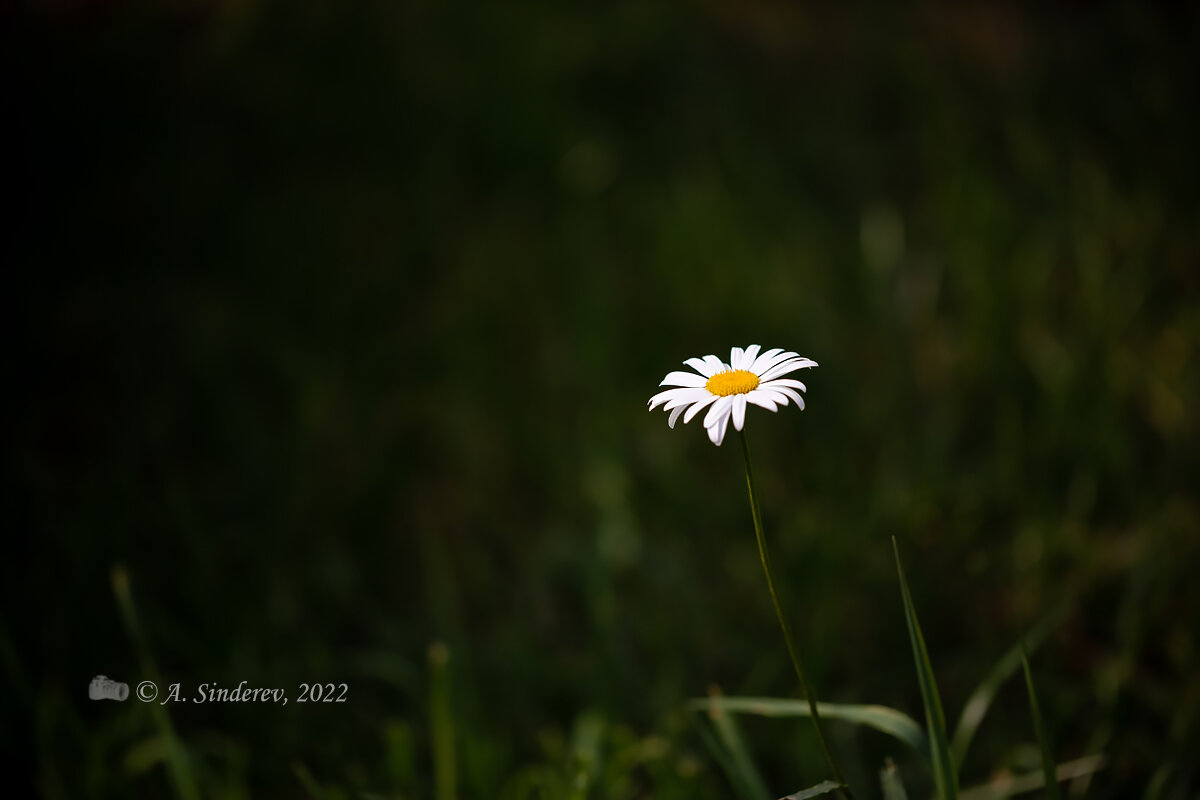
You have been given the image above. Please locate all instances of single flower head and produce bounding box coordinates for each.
[648,345,817,446]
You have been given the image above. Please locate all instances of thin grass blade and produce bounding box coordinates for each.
[292,762,327,800]
[958,755,1106,800]
[428,642,457,800]
[692,713,750,799]
[695,687,772,800]
[779,779,844,799]
[1020,642,1062,800]
[568,711,606,800]
[951,603,1069,766]
[879,758,909,800]
[688,697,928,757]
[892,538,957,800]
[112,565,200,800]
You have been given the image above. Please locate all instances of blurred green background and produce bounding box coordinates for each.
[5,1,1198,798]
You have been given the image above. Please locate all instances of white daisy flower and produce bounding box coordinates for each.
[648,345,817,446]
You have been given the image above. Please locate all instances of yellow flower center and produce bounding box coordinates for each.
[705,369,760,397]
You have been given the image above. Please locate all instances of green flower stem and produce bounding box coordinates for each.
[738,430,853,800]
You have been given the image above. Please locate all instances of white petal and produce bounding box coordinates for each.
[648,387,698,410]
[732,394,747,430]
[769,385,807,408]
[659,370,708,387]
[741,345,761,369]
[683,394,719,423]
[707,409,732,446]
[751,388,792,407]
[667,405,687,428]
[746,392,779,412]
[752,349,798,376]
[730,347,745,370]
[761,378,807,392]
[683,356,720,377]
[759,357,817,382]
[703,395,735,429]
[662,388,712,410]
[749,348,785,373]
[702,354,728,375]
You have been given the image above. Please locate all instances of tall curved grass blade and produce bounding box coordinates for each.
[951,603,1069,766]
[695,687,772,800]
[893,539,957,800]
[779,779,844,799]
[1020,643,1061,800]
[688,697,928,757]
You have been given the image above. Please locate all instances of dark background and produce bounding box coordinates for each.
[5,1,1198,798]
